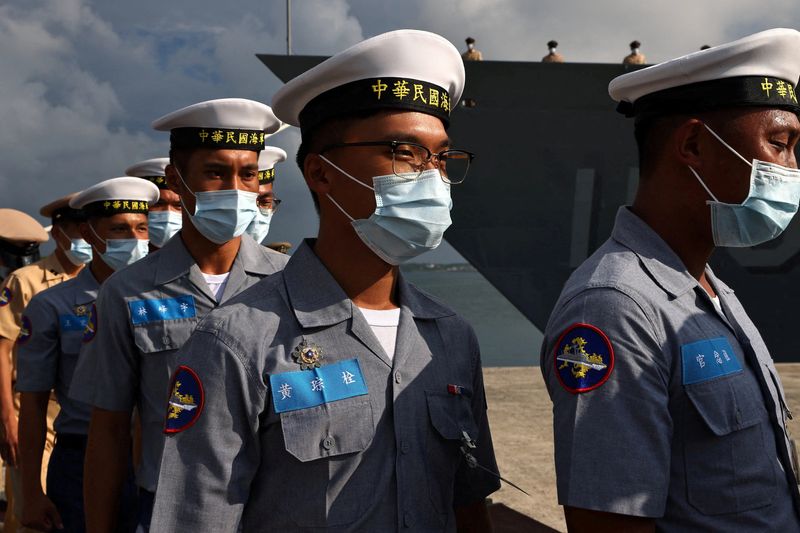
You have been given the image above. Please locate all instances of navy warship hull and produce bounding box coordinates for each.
[260,55,800,363]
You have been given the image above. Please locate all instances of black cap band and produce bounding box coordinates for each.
[51,207,86,224]
[83,200,149,217]
[170,128,265,151]
[619,75,800,118]
[258,168,275,185]
[139,176,169,189]
[299,77,452,135]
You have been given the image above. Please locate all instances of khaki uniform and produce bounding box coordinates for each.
[623,52,646,65]
[462,49,483,61]
[542,52,564,63]
[0,254,74,533]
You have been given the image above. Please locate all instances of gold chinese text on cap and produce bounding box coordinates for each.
[258,168,275,185]
[170,128,265,151]
[299,77,451,134]
[83,200,150,217]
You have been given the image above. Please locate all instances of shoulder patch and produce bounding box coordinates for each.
[164,365,205,434]
[82,304,98,343]
[554,323,614,394]
[17,315,32,345]
[0,287,12,307]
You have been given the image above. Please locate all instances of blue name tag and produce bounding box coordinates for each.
[59,314,88,332]
[270,358,369,414]
[681,337,742,385]
[128,295,196,325]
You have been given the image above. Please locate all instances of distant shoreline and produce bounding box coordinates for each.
[401,263,476,272]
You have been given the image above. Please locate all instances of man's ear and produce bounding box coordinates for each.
[303,154,333,196]
[673,118,707,170]
[78,222,94,245]
[165,164,182,195]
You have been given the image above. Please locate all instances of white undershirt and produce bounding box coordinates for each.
[357,307,401,360]
[202,272,230,301]
[710,295,724,317]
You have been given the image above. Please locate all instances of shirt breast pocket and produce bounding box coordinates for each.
[60,331,84,356]
[683,373,776,515]
[278,396,375,527]
[131,318,197,354]
[425,390,479,522]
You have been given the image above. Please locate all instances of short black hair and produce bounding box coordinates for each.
[295,109,387,213]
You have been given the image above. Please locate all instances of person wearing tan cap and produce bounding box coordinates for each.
[462,37,483,61]
[623,40,646,65]
[542,40,564,63]
[0,202,83,533]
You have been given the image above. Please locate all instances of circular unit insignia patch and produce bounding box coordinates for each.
[0,287,12,307]
[17,315,32,345]
[554,323,614,394]
[164,365,205,434]
[82,304,97,343]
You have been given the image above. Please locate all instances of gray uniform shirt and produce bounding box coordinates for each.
[541,207,800,532]
[16,267,98,435]
[150,240,500,532]
[69,234,288,491]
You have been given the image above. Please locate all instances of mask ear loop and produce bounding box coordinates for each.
[687,166,720,203]
[318,155,375,191]
[173,167,198,216]
[86,222,108,257]
[702,124,753,167]
[325,194,356,222]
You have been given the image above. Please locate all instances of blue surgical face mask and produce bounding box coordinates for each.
[320,156,452,265]
[175,168,258,245]
[89,225,149,271]
[56,227,92,266]
[245,208,273,243]
[688,124,800,247]
[147,210,183,248]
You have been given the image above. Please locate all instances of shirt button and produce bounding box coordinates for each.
[394,371,402,384]
[322,436,334,450]
[162,335,171,345]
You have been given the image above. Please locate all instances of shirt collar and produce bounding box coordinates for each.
[153,233,278,286]
[611,207,700,298]
[72,267,100,306]
[284,239,454,329]
[42,253,70,281]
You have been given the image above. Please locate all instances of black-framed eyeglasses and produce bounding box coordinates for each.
[318,140,475,184]
[257,195,281,215]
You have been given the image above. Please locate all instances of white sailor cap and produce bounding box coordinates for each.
[610,28,800,118]
[152,98,281,152]
[40,193,86,222]
[258,147,288,185]
[272,29,465,133]
[69,177,160,218]
[125,158,170,189]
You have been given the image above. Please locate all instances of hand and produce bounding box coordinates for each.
[22,491,63,531]
[0,413,19,466]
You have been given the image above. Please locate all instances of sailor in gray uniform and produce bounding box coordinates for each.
[541,29,800,532]
[69,99,286,532]
[150,30,499,532]
[17,177,158,532]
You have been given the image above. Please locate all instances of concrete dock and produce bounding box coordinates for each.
[483,364,800,532]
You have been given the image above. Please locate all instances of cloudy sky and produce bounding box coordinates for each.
[2,0,799,261]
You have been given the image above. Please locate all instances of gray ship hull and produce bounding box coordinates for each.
[260,55,800,363]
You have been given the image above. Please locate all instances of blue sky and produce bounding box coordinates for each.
[2,0,798,262]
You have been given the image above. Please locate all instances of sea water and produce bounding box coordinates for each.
[401,265,543,366]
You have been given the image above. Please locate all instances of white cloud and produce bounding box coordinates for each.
[2,0,799,262]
